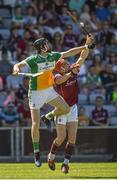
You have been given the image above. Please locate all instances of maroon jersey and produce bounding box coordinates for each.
[92,107,109,124]
[54,73,79,106]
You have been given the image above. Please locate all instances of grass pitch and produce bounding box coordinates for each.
[0,162,117,179]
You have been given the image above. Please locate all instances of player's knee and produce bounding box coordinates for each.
[56,135,66,145]
[68,137,76,145]
[32,120,39,129]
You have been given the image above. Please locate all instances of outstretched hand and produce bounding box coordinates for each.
[85,34,95,49]
[12,65,20,76]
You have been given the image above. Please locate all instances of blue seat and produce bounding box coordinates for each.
[78,93,88,105]
[0,5,12,18]
[0,28,10,40]
[110,117,117,126]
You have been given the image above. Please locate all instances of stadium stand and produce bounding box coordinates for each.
[0,0,116,127]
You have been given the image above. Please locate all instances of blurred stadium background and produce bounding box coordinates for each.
[0,0,117,165]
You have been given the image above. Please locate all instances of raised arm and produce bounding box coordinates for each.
[61,45,88,58]
[13,60,27,75]
[61,34,94,59]
[76,48,89,66]
[73,34,94,66]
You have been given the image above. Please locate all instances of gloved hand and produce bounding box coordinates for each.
[88,43,95,49]
[85,34,95,49]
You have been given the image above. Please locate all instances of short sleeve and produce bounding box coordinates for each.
[25,56,36,68]
[51,52,61,61]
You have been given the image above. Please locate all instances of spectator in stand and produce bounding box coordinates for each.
[63,24,77,51]
[18,99,31,126]
[3,90,16,107]
[26,41,36,56]
[0,76,7,108]
[77,61,87,86]
[96,0,110,22]
[63,24,78,63]
[91,96,110,126]
[37,2,54,27]
[92,54,104,75]
[6,72,22,91]
[80,4,98,31]
[80,4,91,24]
[68,0,86,14]
[0,102,20,127]
[12,5,24,25]
[91,41,104,58]
[109,0,117,14]
[24,5,36,25]
[15,76,29,106]
[24,22,40,41]
[78,106,90,126]
[90,11,101,31]
[0,76,3,91]
[37,3,61,39]
[52,32,63,52]
[59,4,72,27]
[53,0,66,14]
[82,65,102,95]
[95,21,114,49]
[8,27,24,52]
[111,85,117,109]
[99,63,117,101]
[80,4,99,32]
[17,53,29,73]
[105,34,117,56]
[69,10,81,36]
[23,30,33,44]
[85,0,96,13]
[0,50,13,81]
[108,53,117,72]
[15,0,31,7]
[110,9,117,30]
[0,47,13,65]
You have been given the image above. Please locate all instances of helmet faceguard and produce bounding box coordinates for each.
[33,38,49,53]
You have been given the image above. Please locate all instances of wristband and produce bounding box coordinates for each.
[84,44,88,49]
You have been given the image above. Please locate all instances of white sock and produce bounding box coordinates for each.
[34,149,39,153]
[48,152,55,160]
[63,158,69,165]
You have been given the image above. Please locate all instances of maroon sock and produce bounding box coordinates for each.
[50,140,59,154]
[65,142,74,160]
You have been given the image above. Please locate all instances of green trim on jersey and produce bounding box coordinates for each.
[26,51,61,91]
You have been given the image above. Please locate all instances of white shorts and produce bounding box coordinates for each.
[56,104,78,125]
[28,87,59,109]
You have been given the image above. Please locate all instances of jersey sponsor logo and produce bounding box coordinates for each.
[65,79,77,87]
[38,61,55,73]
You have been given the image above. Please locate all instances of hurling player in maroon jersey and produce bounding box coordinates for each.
[47,35,94,174]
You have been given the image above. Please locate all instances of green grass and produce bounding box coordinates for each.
[0,162,117,179]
